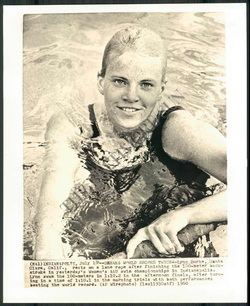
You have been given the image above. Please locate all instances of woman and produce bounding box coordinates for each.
[34,26,227,260]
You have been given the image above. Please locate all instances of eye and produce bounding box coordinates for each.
[113,78,127,87]
[140,82,154,90]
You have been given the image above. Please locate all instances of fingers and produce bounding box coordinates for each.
[168,232,185,254]
[147,226,168,255]
[157,231,175,254]
[126,228,148,259]
[127,227,168,258]
[126,226,185,259]
[153,230,184,254]
[148,226,185,255]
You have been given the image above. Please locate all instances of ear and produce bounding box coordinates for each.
[156,80,166,101]
[97,75,104,95]
[157,81,166,101]
[161,79,167,93]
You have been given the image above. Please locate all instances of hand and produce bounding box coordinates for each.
[126,208,189,258]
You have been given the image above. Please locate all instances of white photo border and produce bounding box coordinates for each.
[3,3,247,303]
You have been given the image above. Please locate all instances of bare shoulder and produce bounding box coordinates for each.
[162,109,226,163]
[43,108,94,172]
[45,111,78,142]
[162,110,193,160]
[45,110,92,142]
[42,112,85,176]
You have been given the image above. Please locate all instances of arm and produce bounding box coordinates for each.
[34,112,82,260]
[162,110,227,184]
[127,110,227,258]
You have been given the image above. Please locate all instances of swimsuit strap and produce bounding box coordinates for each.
[151,105,185,149]
[151,106,209,186]
[87,104,184,139]
[150,105,184,159]
[161,105,184,119]
[88,104,100,138]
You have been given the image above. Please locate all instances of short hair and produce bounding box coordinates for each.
[98,26,167,81]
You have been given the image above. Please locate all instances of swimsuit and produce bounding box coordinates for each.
[61,105,215,259]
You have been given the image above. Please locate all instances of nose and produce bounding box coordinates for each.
[122,84,139,103]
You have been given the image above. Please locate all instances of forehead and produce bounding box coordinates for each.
[106,51,164,80]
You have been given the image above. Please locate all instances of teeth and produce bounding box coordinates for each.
[120,107,137,112]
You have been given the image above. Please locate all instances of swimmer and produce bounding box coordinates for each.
[34,26,227,260]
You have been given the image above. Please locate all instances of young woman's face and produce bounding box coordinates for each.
[98,51,165,130]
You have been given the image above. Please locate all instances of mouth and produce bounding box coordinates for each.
[117,106,142,113]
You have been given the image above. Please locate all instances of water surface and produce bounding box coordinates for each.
[23,12,226,259]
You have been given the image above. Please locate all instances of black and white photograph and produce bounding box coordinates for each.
[3,3,247,303]
[23,12,227,261]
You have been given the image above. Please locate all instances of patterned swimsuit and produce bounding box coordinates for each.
[61,105,215,259]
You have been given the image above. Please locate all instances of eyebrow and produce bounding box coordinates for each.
[110,76,156,83]
[110,76,128,80]
[140,79,155,83]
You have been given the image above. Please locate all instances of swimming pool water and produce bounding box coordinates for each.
[23,12,226,259]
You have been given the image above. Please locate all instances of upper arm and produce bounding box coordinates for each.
[162,110,227,184]
[45,111,81,143]
[39,112,83,206]
[43,111,81,173]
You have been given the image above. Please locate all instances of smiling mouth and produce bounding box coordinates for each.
[117,106,142,113]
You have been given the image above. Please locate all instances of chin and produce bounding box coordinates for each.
[108,108,152,130]
[115,118,144,130]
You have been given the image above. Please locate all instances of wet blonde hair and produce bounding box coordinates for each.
[98,26,167,81]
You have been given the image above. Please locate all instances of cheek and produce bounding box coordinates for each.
[142,91,161,107]
[104,84,122,101]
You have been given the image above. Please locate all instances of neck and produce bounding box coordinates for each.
[97,102,161,147]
